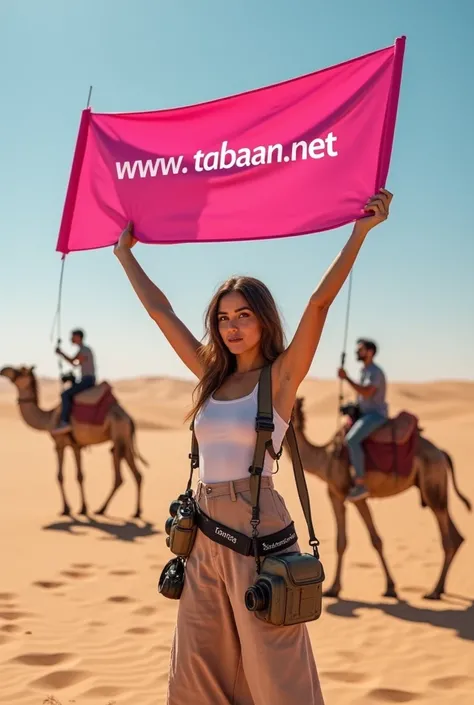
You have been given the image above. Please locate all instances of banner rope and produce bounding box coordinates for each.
[50,85,93,385]
[50,254,67,380]
[334,267,354,434]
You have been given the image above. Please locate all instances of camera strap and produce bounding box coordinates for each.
[186,422,199,494]
[249,365,320,573]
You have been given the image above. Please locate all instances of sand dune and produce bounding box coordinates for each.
[0,376,473,704]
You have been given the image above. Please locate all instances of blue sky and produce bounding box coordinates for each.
[1,0,472,383]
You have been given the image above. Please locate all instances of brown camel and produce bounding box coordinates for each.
[0,365,147,518]
[289,397,471,601]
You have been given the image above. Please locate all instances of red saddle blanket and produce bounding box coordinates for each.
[341,411,419,477]
[71,382,117,426]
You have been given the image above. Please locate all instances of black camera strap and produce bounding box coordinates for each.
[249,365,320,573]
[196,510,297,557]
[186,422,199,493]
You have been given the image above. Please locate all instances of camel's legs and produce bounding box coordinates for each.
[354,499,398,598]
[72,445,88,515]
[419,459,465,599]
[95,444,124,516]
[124,445,143,519]
[424,507,464,600]
[55,446,70,516]
[323,488,347,598]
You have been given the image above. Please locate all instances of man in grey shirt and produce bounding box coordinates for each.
[338,338,388,502]
[52,328,97,435]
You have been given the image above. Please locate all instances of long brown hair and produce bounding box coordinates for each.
[186,276,286,422]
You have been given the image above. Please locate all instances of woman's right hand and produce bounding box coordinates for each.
[114,221,137,257]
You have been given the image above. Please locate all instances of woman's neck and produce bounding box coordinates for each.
[234,351,266,375]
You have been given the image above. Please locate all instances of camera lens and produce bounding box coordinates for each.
[179,502,193,518]
[244,582,270,612]
[165,517,174,536]
[169,500,180,517]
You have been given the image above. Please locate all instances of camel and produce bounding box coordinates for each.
[288,397,471,601]
[0,365,147,518]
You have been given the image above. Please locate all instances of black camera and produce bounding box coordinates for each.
[61,372,76,385]
[339,402,361,422]
[244,552,325,627]
[164,492,197,558]
[158,557,186,600]
[158,492,197,601]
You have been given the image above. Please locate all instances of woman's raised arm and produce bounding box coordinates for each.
[114,222,204,379]
[275,189,393,390]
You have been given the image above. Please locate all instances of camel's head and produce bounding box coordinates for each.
[291,396,306,432]
[0,365,37,393]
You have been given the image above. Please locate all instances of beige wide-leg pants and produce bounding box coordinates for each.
[167,476,325,705]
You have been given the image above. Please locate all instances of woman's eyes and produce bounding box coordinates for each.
[218,312,250,322]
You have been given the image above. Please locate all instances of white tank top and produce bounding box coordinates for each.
[194,383,289,484]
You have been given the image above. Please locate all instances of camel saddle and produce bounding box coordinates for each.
[342,411,419,477]
[71,381,117,426]
[368,411,419,446]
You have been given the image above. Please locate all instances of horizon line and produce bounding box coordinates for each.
[1,374,472,386]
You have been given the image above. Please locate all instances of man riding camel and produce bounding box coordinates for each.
[338,338,388,502]
[52,329,97,435]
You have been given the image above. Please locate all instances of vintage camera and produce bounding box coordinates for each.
[339,402,361,423]
[164,492,197,558]
[158,557,186,600]
[244,552,325,627]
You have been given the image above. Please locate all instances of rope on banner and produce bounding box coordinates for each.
[334,268,354,433]
[50,254,67,379]
[50,85,93,385]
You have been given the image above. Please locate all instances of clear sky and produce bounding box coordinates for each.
[1,0,473,383]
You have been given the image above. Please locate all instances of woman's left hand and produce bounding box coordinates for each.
[359,188,393,232]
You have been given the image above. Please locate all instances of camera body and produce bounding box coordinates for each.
[164,492,197,558]
[61,372,76,386]
[245,552,325,627]
[158,557,186,600]
[339,402,361,423]
[158,493,198,600]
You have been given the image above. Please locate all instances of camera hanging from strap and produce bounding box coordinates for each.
[248,365,320,574]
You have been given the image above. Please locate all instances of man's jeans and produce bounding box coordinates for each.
[345,412,387,479]
[60,375,96,423]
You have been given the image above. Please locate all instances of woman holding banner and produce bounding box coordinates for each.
[114,187,392,704]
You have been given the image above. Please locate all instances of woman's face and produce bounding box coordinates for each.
[217,291,262,355]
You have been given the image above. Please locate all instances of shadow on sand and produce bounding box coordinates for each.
[42,515,159,543]
[325,594,474,641]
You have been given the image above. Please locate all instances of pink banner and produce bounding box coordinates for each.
[56,37,406,254]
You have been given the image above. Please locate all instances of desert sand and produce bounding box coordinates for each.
[0,375,473,705]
